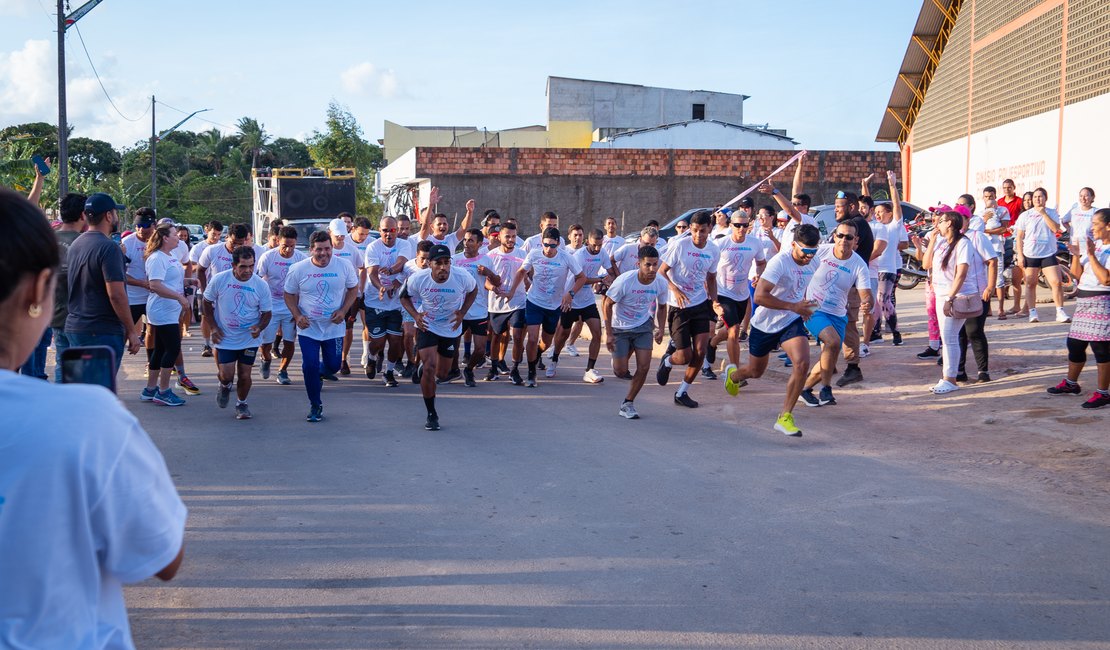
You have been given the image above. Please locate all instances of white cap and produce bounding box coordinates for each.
[328,218,349,236]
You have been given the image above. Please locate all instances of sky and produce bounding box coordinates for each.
[0,0,919,153]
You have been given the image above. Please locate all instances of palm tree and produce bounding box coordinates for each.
[196,128,224,175]
[236,117,270,170]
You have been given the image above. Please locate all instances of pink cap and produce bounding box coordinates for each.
[954,204,972,218]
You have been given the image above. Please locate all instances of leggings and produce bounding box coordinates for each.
[876,272,899,334]
[1067,337,1110,364]
[958,299,990,374]
[149,324,182,370]
[936,307,967,379]
[299,335,342,407]
[925,279,941,345]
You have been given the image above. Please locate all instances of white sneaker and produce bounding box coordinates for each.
[545,361,557,378]
[1056,310,1071,323]
[860,343,871,358]
[360,349,369,367]
[618,401,640,419]
[544,346,554,359]
[566,343,580,357]
[583,368,604,384]
[1028,308,1040,323]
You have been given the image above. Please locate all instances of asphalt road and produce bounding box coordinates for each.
[121,325,1110,649]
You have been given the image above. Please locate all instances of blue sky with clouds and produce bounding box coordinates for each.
[0,0,919,152]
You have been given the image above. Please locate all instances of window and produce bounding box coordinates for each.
[692,104,705,120]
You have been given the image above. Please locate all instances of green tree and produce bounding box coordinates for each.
[265,137,312,168]
[0,122,68,160]
[194,128,225,175]
[306,101,385,219]
[236,117,270,169]
[68,137,121,181]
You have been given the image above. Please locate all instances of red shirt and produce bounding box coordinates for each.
[998,195,1023,222]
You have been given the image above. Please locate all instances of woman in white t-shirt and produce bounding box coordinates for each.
[923,211,981,394]
[1014,187,1069,323]
[142,225,192,405]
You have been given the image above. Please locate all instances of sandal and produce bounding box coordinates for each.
[930,380,960,394]
[997,312,1007,320]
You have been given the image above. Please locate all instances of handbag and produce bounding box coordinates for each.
[944,294,983,319]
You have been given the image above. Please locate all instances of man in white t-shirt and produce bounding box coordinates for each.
[708,210,767,376]
[417,188,473,251]
[256,226,306,385]
[203,247,273,420]
[868,174,909,346]
[978,186,1014,318]
[549,228,616,383]
[325,217,365,376]
[1014,187,1069,323]
[120,209,156,347]
[656,210,720,408]
[349,216,376,370]
[451,228,501,387]
[198,222,250,358]
[486,222,527,382]
[521,211,566,255]
[611,227,660,275]
[603,245,669,420]
[400,244,478,431]
[284,231,359,423]
[601,216,626,258]
[363,216,410,387]
[725,224,821,437]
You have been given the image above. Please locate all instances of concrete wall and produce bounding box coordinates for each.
[401,147,899,236]
[592,121,794,151]
[547,77,746,130]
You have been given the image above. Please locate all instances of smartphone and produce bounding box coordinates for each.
[61,346,117,393]
[31,155,50,176]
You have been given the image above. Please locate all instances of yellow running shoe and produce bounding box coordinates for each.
[774,412,802,437]
[724,364,739,396]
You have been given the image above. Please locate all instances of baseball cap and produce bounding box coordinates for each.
[84,192,124,215]
[737,197,754,208]
[135,213,157,228]
[157,217,176,227]
[328,218,349,236]
[953,204,972,218]
[429,244,452,260]
[719,207,734,217]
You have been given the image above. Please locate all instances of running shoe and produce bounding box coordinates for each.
[365,357,377,380]
[153,389,185,407]
[320,371,339,382]
[340,360,351,376]
[1047,379,1082,395]
[615,371,633,380]
[276,370,292,385]
[1056,310,1071,323]
[774,412,802,437]
[510,366,524,386]
[484,367,499,381]
[783,357,793,368]
[955,372,969,383]
[383,369,399,387]
[235,403,252,420]
[701,365,718,380]
[916,347,940,359]
[777,352,789,360]
[566,343,580,357]
[724,364,740,397]
[463,368,476,387]
[818,385,837,406]
[869,330,883,343]
[260,359,272,380]
[177,375,201,395]
[618,401,640,419]
[201,344,213,357]
[437,368,462,384]
[1081,392,1110,410]
[892,331,904,346]
[583,369,604,384]
[306,404,323,423]
[739,331,748,342]
[656,355,672,386]
[475,357,487,369]
[412,363,423,384]
[859,344,871,358]
[674,392,699,408]
[544,346,555,359]
[799,388,821,407]
[525,372,537,388]
[545,362,557,378]
[401,361,415,378]
[536,357,546,371]
[140,386,158,401]
[360,349,369,367]
[216,383,231,409]
[1028,308,1040,323]
[497,360,510,374]
[425,413,441,431]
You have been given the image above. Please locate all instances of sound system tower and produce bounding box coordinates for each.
[277,177,357,220]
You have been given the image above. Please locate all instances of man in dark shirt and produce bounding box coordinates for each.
[64,193,141,374]
[49,193,88,382]
[829,191,875,387]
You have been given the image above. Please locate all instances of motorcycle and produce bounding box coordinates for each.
[1034,239,1079,300]
[897,248,927,290]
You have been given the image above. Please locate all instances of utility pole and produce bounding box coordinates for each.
[56,0,68,197]
[150,96,157,209]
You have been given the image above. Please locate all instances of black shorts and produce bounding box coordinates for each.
[462,317,488,337]
[560,303,601,329]
[216,346,259,366]
[345,298,363,327]
[417,330,460,357]
[667,300,715,349]
[365,307,403,338]
[130,303,147,324]
[717,295,749,329]
[489,309,526,334]
[1022,255,1059,269]
[748,318,808,358]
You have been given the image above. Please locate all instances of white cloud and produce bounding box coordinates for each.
[340,61,402,99]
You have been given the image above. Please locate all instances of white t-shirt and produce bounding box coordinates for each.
[522,248,583,310]
[1065,205,1098,246]
[661,236,720,308]
[931,238,978,296]
[330,241,363,272]
[188,239,210,265]
[522,233,567,255]
[203,269,273,350]
[872,219,908,274]
[1078,241,1110,293]
[806,245,871,317]
[402,267,477,338]
[778,214,819,250]
[452,252,495,319]
[363,239,409,310]
[749,251,817,334]
[605,270,669,330]
[1014,208,1061,259]
[486,247,526,313]
[601,235,626,258]
[144,250,184,326]
[715,236,766,300]
[172,240,190,266]
[611,240,649,275]
[255,247,307,317]
[569,246,612,309]
[120,234,150,305]
[350,235,374,261]
[283,256,359,341]
[419,231,459,251]
[749,229,780,279]
[964,230,998,295]
[197,243,236,283]
[0,370,186,650]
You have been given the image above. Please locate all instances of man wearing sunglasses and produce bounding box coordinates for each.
[829,190,875,387]
[709,212,767,377]
[724,224,821,437]
[656,210,720,408]
[363,216,410,387]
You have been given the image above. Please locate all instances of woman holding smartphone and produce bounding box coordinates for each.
[922,211,980,394]
[141,224,191,406]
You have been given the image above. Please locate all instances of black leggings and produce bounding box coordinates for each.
[958,299,990,374]
[1067,337,1110,364]
[149,323,182,370]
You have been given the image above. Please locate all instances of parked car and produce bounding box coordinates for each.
[808,201,924,238]
[184,223,204,244]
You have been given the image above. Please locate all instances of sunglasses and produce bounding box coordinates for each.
[795,242,818,255]
[731,221,750,228]
[791,201,805,207]
[834,233,856,241]
[380,227,397,233]
[542,242,559,248]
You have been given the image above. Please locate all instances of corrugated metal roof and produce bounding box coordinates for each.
[605,119,796,144]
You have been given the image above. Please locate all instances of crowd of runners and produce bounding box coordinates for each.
[19,153,1110,435]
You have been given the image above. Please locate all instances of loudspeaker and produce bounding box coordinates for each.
[278,177,357,220]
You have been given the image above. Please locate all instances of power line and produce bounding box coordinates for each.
[72,24,150,122]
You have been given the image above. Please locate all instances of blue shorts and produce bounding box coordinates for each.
[524,300,562,335]
[748,318,808,358]
[805,311,847,343]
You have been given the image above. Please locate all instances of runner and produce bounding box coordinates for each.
[724,224,820,436]
[400,240,433,378]
[140,224,190,407]
[400,244,478,431]
[256,226,306,385]
[1014,187,1069,323]
[418,188,473,250]
[284,231,359,422]
[797,222,873,408]
[611,227,660,275]
[452,228,501,387]
[203,247,272,419]
[486,222,527,383]
[603,246,669,419]
[522,212,565,254]
[325,217,365,376]
[707,209,766,377]
[349,216,376,371]
[507,227,587,387]
[601,216,626,258]
[656,210,721,408]
[188,220,223,359]
[550,228,615,383]
[363,216,409,387]
[827,191,875,387]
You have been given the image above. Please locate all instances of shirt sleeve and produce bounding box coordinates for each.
[660,240,679,267]
[567,253,583,275]
[344,261,359,288]
[146,254,168,283]
[203,272,222,302]
[102,244,127,283]
[283,265,300,294]
[606,274,627,303]
[854,258,871,290]
[257,278,273,312]
[761,255,785,286]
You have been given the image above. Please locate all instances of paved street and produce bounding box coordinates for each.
[122,310,1110,648]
